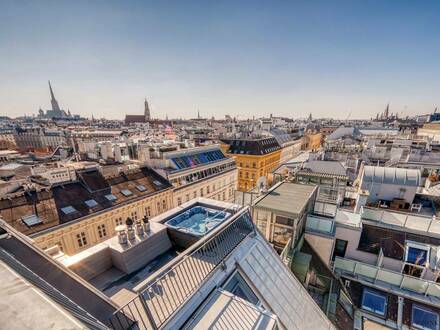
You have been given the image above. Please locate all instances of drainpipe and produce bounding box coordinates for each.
[397,296,404,329]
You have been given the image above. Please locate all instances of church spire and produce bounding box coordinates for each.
[48,80,61,112]
[144,98,151,121]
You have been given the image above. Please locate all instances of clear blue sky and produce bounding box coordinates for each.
[1,1,439,119]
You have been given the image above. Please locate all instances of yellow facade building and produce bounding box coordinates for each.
[303,132,323,151]
[220,137,282,192]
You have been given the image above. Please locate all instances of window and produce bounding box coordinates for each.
[185,194,190,202]
[97,224,107,239]
[256,219,267,235]
[85,199,98,208]
[412,305,439,330]
[131,211,138,221]
[223,272,259,305]
[76,232,88,248]
[177,197,182,206]
[403,242,429,277]
[332,239,348,261]
[272,225,293,246]
[115,217,123,226]
[162,200,167,211]
[105,194,117,202]
[136,185,146,192]
[361,288,387,316]
[405,245,429,266]
[121,189,133,197]
[275,215,295,227]
[145,206,151,217]
[200,188,204,197]
[193,191,197,198]
[61,206,77,215]
[22,214,42,227]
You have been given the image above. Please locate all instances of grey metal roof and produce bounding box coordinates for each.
[0,260,86,330]
[185,289,278,329]
[362,166,421,187]
[302,160,347,177]
[253,182,317,216]
[238,234,335,330]
[326,126,361,141]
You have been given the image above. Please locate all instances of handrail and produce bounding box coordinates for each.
[109,207,255,329]
[133,203,243,288]
[361,206,440,236]
[333,257,440,301]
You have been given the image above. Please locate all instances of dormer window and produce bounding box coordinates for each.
[61,206,77,215]
[121,189,133,197]
[136,185,146,192]
[22,214,43,227]
[84,199,98,208]
[105,194,117,202]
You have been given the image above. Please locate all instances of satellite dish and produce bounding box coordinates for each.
[256,176,267,194]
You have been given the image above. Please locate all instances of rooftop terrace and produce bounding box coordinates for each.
[60,198,334,329]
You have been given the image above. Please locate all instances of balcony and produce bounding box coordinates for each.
[361,206,440,236]
[108,208,255,329]
[305,215,335,236]
[333,257,440,304]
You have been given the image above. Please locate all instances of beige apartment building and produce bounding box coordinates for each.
[147,145,238,205]
[0,165,173,255]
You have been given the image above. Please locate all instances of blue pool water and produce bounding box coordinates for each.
[165,206,231,236]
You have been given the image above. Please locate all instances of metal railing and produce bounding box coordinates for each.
[109,208,255,329]
[333,257,440,302]
[361,206,440,236]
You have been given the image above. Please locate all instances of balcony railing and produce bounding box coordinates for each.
[109,208,255,330]
[333,257,440,302]
[361,206,440,236]
[305,215,335,235]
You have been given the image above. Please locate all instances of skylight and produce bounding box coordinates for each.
[153,180,162,186]
[121,189,133,197]
[136,185,146,192]
[22,214,43,227]
[61,206,77,215]
[85,199,98,208]
[105,194,117,202]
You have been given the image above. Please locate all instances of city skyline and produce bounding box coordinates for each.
[1,1,439,119]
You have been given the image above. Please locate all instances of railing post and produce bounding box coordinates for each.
[139,294,158,330]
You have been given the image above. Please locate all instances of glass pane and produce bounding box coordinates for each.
[412,306,438,330]
[362,290,386,316]
[407,247,428,265]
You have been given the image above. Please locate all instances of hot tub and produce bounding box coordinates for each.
[165,205,231,237]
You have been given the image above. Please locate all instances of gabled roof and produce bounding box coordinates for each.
[0,167,172,235]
